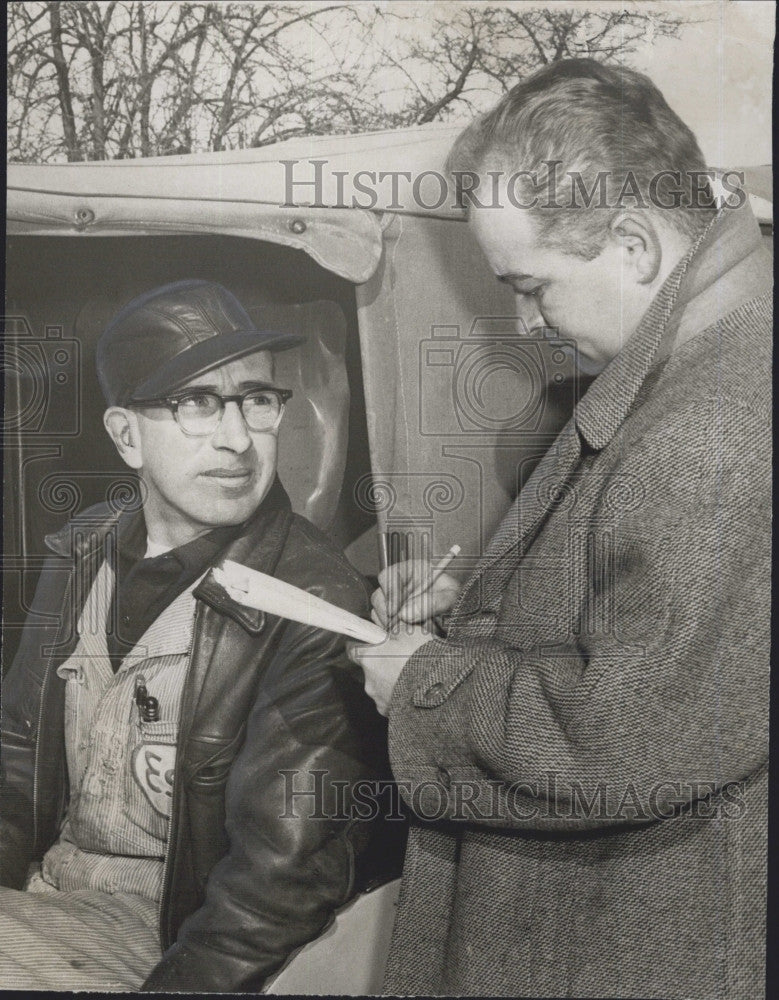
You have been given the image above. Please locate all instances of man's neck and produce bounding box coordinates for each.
[139,477,283,552]
[144,537,173,559]
[142,518,215,551]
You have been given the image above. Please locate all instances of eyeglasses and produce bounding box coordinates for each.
[127,386,293,437]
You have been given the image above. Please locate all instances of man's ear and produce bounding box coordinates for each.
[608,212,662,284]
[103,407,143,470]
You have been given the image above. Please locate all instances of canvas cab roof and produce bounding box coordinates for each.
[7,125,772,283]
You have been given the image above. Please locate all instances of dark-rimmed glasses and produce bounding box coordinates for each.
[126,387,293,436]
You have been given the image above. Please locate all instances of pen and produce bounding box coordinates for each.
[387,543,461,631]
[134,674,160,723]
[377,530,389,575]
[135,676,149,723]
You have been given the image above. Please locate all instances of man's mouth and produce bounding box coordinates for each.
[202,468,254,484]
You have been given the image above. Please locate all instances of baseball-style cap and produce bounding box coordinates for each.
[96,279,303,406]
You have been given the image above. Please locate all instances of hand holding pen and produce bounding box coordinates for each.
[372,537,462,631]
[348,538,463,715]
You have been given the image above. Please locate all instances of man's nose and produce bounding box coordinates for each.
[211,401,252,452]
[514,293,546,336]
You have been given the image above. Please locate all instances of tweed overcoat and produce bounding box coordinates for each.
[384,203,771,998]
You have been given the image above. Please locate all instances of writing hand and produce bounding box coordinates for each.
[371,559,462,629]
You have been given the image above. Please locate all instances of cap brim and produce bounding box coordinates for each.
[129,329,303,401]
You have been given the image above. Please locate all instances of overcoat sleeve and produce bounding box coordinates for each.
[387,398,770,830]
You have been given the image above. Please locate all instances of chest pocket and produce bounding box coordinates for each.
[130,719,178,819]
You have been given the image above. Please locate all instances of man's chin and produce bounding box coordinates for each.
[195,484,271,528]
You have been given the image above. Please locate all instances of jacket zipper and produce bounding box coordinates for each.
[157,601,203,948]
[32,575,74,849]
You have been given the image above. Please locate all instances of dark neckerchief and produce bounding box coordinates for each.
[106,477,288,670]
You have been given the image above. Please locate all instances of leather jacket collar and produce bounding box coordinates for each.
[44,477,294,637]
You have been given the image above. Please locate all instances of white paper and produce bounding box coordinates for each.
[213,560,388,645]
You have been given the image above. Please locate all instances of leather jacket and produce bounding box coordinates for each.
[0,481,399,991]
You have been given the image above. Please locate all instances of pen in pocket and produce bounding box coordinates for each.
[134,675,159,723]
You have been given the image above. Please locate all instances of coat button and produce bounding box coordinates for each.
[437,767,452,789]
[426,682,444,698]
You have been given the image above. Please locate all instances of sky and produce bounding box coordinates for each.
[8,0,774,167]
[390,0,774,167]
[631,0,774,166]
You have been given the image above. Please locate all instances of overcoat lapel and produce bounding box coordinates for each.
[453,420,582,619]
[484,417,583,561]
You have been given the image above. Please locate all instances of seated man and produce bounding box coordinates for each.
[0,279,393,992]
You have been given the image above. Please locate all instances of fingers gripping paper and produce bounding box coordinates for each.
[213,560,387,645]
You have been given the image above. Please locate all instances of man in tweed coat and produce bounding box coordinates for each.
[350,60,770,998]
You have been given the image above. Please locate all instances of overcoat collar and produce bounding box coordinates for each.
[574,202,767,452]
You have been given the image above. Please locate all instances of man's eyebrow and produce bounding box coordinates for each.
[182,380,277,392]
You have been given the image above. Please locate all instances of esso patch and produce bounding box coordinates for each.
[132,743,176,817]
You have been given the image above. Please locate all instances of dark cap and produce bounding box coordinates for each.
[96,279,303,406]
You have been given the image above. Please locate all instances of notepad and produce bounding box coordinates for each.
[213,559,388,645]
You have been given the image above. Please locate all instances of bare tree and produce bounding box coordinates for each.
[8,2,356,160]
[352,4,689,127]
[7,2,694,163]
